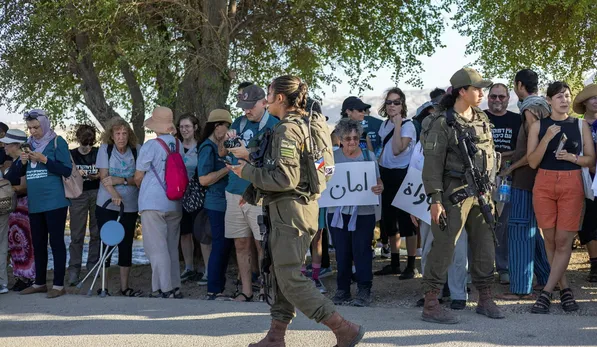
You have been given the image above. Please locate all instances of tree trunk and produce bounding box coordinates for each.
[196,0,231,125]
[118,58,146,143]
[69,32,121,130]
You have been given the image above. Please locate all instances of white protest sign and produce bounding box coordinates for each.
[318,162,378,208]
[392,167,432,225]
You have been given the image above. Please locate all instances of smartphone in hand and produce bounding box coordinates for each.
[555,133,567,154]
[20,143,31,153]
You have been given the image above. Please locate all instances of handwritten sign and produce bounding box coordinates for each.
[318,162,378,208]
[392,167,432,225]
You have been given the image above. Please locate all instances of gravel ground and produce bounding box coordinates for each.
[8,247,596,316]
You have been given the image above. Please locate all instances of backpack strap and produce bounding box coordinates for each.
[382,128,395,148]
[155,138,172,154]
[108,144,137,162]
[107,144,114,161]
[363,148,371,161]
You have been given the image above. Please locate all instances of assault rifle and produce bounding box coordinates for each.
[445,109,496,231]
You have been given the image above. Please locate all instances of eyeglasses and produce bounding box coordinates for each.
[385,100,402,106]
[342,136,360,143]
[489,94,507,101]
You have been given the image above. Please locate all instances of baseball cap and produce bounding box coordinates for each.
[450,68,492,89]
[341,96,371,114]
[236,84,266,109]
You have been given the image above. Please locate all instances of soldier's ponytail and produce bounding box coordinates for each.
[439,86,464,111]
[271,75,308,116]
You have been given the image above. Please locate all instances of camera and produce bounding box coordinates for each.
[224,137,242,149]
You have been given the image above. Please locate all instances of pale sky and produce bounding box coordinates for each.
[1,17,507,125]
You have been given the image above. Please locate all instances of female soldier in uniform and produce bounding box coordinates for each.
[229,75,363,347]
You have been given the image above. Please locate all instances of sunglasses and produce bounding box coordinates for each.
[80,141,94,147]
[23,110,46,119]
[385,100,402,106]
[489,94,507,101]
[342,136,360,143]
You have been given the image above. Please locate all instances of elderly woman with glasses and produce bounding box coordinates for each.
[328,118,383,307]
[19,109,72,299]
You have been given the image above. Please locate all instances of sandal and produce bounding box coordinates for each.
[231,292,253,302]
[121,288,143,297]
[204,292,225,300]
[560,288,579,312]
[173,287,183,299]
[531,290,552,314]
[149,290,172,298]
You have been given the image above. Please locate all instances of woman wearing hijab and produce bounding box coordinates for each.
[19,109,72,298]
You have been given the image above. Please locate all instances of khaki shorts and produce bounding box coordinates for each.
[225,192,263,240]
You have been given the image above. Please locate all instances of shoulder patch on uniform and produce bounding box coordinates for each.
[424,133,437,151]
[280,139,296,158]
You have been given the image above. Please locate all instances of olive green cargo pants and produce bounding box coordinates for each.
[268,198,336,324]
[422,178,496,293]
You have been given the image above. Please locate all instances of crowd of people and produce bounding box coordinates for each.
[0,69,596,331]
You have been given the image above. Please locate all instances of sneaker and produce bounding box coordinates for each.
[351,287,371,307]
[11,279,32,292]
[180,269,197,282]
[319,267,333,278]
[197,275,208,286]
[451,300,467,310]
[0,285,8,294]
[332,289,352,305]
[374,264,401,276]
[313,279,327,294]
[380,245,391,259]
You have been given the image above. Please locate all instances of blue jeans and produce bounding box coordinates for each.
[206,209,232,294]
[328,213,375,291]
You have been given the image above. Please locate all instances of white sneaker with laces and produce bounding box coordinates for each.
[0,284,8,294]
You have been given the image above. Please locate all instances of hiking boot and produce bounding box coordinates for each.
[398,267,418,280]
[313,279,327,294]
[373,264,400,276]
[476,287,505,319]
[332,289,352,305]
[248,319,288,347]
[322,312,365,347]
[351,287,371,307]
[450,300,467,310]
[421,289,459,324]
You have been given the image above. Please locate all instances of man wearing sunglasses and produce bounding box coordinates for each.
[485,84,521,163]
[484,83,521,286]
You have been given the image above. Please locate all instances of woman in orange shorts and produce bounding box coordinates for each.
[527,81,595,314]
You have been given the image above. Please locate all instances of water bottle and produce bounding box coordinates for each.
[498,161,512,203]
